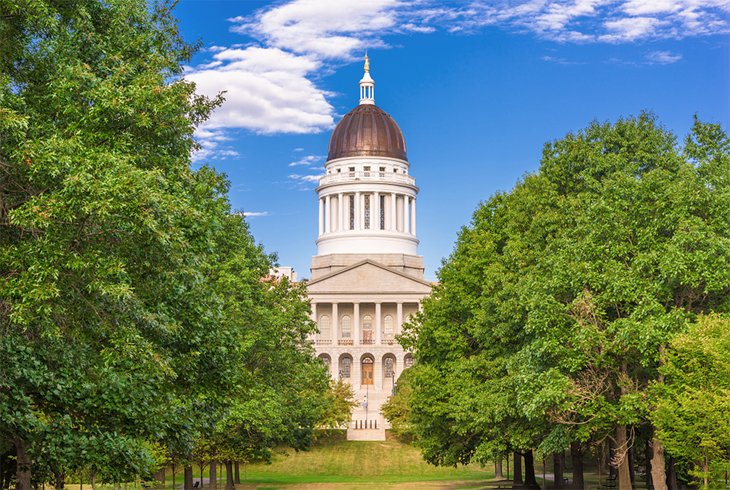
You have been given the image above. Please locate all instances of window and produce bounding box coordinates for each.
[319,354,331,373]
[349,194,355,230]
[340,356,352,378]
[341,315,352,338]
[404,354,414,369]
[362,315,373,344]
[349,166,355,177]
[319,315,331,338]
[380,194,385,230]
[384,357,395,378]
[379,166,385,177]
[383,315,394,340]
[364,166,370,177]
[364,194,370,229]
[337,168,341,173]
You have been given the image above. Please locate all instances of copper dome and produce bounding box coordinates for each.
[327,104,407,161]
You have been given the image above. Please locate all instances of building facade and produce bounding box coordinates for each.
[307,57,431,440]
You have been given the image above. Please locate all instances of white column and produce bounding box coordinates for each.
[403,196,410,235]
[325,194,331,233]
[390,192,397,231]
[375,303,382,345]
[332,302,339,342]
[339,193,344,232]
[374,192,380,230]
[355,192,361,230]
[396,302,403,335]
[318,197,324,235]
[353,303,360,345]
[411,197,416,235]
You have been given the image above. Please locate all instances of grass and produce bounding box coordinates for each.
[237,432,493,487]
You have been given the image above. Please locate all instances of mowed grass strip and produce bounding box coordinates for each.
[240,435,492,485]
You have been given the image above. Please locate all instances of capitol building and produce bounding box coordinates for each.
[306,56,431,440]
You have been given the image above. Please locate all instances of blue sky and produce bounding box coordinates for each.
[174,0,729,280]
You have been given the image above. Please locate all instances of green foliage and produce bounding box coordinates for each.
[0,0,329,483]
[318,378,358,430]
[403,114,730,474]
[381,369,415,441]
[651,314,730,485]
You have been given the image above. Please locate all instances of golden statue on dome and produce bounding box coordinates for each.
[364,52,370,73]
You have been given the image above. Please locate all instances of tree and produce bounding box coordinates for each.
[403,114,730,490]
[0,0,331,486]
[651,314,730,488]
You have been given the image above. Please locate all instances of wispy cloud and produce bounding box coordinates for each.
[645,50,683,64]
[288,173,324,191]
[187,0,729,154]
[243,211,270,218]
[289,155,324,167]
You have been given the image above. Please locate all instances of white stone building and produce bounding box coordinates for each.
[307,57,431,440]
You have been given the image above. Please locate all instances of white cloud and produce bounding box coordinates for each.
[289,155,323,167]
[289,174,323,183]
[187,0,730,147]
[187,47,334,135]
[242,211,270,217]
[645,50,683,63]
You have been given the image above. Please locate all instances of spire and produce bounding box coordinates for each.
[359,53,375,105]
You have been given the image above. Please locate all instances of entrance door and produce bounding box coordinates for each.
[361,358,374,385]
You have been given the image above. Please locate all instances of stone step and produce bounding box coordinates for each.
[346,428,386,441]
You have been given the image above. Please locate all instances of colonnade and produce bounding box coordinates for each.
[312,301,418,345]
[317,191,416,236]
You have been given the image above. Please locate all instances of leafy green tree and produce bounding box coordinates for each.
[0,1,330,487]
[651,314,730,488]
[403,114,730,490]
[319,379,358,430]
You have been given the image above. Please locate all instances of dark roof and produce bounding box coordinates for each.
[327,104,407,161]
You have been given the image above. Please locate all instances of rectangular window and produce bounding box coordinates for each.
[349,166,355,177]
[380,194,385,230]
[349,194,355,230]
[379,166,386,177]
[364,166,370,177]
[364,194,370,229]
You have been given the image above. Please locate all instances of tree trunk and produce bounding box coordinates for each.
[554,452,565,489]
[628,445,635,486]
[224,462,234,490]
[209,462,216,490]
[54,469,65,489]
[496,458,504,479]
[199,463,204,489]
[667,457,679,490]
[614,426,632,490]
[14,437,32,490]
[570,442,584,490]
[523,450,539,488]
[184,465,193,490]
[172,463,176,490]
[153,468,166,488]
[514,452,523,486]
[233,462,240,484]
[91,473,96,490]
[651,437,668,490]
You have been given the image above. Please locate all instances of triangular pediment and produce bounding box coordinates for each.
[307,259,432,294]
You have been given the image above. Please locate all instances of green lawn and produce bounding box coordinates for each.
[237,433,493,487]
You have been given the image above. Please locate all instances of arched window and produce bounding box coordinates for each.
[404,354,414,369]
[318,354,331,373]
[361,356,374,385]
[339,356,352,378]
[362,314,373,344]
[318,315,331,338]
[341,315,352,338]
[384,357,395,378]
[383,315,394,341]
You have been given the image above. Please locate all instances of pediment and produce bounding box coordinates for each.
[307,259,432,294]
